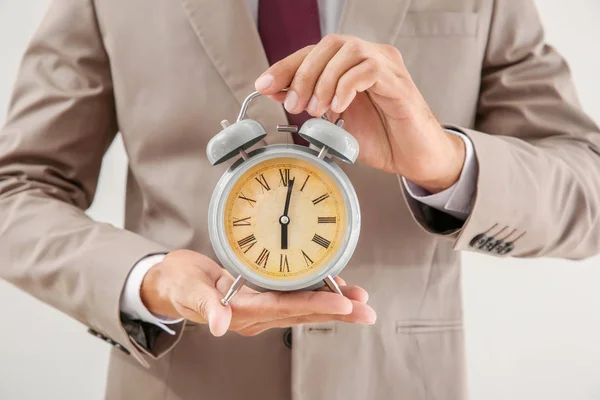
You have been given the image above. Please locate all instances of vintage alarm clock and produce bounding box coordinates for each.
[206,90,361,305]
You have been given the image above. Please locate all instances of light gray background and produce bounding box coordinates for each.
[1,1,599,399]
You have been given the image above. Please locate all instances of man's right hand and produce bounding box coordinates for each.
[140,250,376,337]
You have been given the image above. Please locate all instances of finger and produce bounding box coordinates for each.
[258,291,351,320]
[176,276,233,337]
[215,274,262,296]
[333,275,347,286]
[330,59,380,114]
[266,92,287,103]
[315,275,369,303]
[254,46,313,94]
[285,35,347,114]
[240,301,377,336]
[323,109,342,124]
[220,283,354,322]
[344,285,369,302]
[311,38,375,116]
[318,284,369,303]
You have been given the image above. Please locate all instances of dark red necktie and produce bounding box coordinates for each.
[258,0,322,145]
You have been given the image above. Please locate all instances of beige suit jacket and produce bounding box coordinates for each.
[1,0,600,399]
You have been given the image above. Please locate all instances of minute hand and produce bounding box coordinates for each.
[280,178,295,250]
[283,178,295,216]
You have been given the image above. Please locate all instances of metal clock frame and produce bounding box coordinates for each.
[208,144,361,296]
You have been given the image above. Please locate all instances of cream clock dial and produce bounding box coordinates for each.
[206,90,360,305]
[225,157,347,280]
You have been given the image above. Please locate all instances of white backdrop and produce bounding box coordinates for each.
[1,1,599,399]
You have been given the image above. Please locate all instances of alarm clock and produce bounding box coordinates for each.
[206,90,361,305]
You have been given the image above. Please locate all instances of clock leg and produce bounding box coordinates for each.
[221,275,246,306]
[323,275,343,296]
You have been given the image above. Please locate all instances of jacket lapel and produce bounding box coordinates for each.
[179,0,412,145]
[179,0,290,144]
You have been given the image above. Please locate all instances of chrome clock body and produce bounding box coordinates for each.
[208,144,361,293]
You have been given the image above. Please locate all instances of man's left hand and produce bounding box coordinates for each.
[255,35,466,193]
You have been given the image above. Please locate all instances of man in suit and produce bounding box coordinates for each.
[1,0,599,399]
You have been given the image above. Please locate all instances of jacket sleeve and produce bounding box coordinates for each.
[0,0,180,367]
[403,0,600,260]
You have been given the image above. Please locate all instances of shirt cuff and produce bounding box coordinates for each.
[120,253,184,335]
[402,130,478,221]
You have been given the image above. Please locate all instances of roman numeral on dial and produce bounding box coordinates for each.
[256,248,270,268]
[312,193,329,205]
[312,234,331,249]
[279,168,290,187]
[301,250,314,267]
[238,193,256,207]
[232,216,251,227]
[279,254,290,272]
[255,174,271,192]
[318,217,336,224]
[238,234,257,253]
[300,175,310,192]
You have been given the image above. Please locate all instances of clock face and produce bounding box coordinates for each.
[224,157,347,280]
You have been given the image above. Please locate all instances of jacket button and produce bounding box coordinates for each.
[87,328,130,355]
[114,342,131,355]
[283,328,292,349]
[88,328,105,340]
[495,242,514,255]
[482,239,501,252]
[469,233,489,249]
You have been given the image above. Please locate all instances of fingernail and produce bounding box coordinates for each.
[307,95,319,115]
[331,95,339,111]
[284,90,298,112]
[255,73,274,91]
[369,312,378,324]
[340,298,353,315]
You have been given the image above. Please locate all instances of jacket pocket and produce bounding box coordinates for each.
[396,319,467,399]
[399,11,479,37]
[396,319,463,334]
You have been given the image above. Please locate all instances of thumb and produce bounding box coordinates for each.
[196,283,232,337]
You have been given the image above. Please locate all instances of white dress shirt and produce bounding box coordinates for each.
[119,0,479,330]
[403,130,477,221]
[120,253,182,332]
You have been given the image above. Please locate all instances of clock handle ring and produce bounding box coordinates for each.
[236,88,290,122]
[236,87,331,123]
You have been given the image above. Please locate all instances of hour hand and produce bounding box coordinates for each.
[281,222,288,250]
